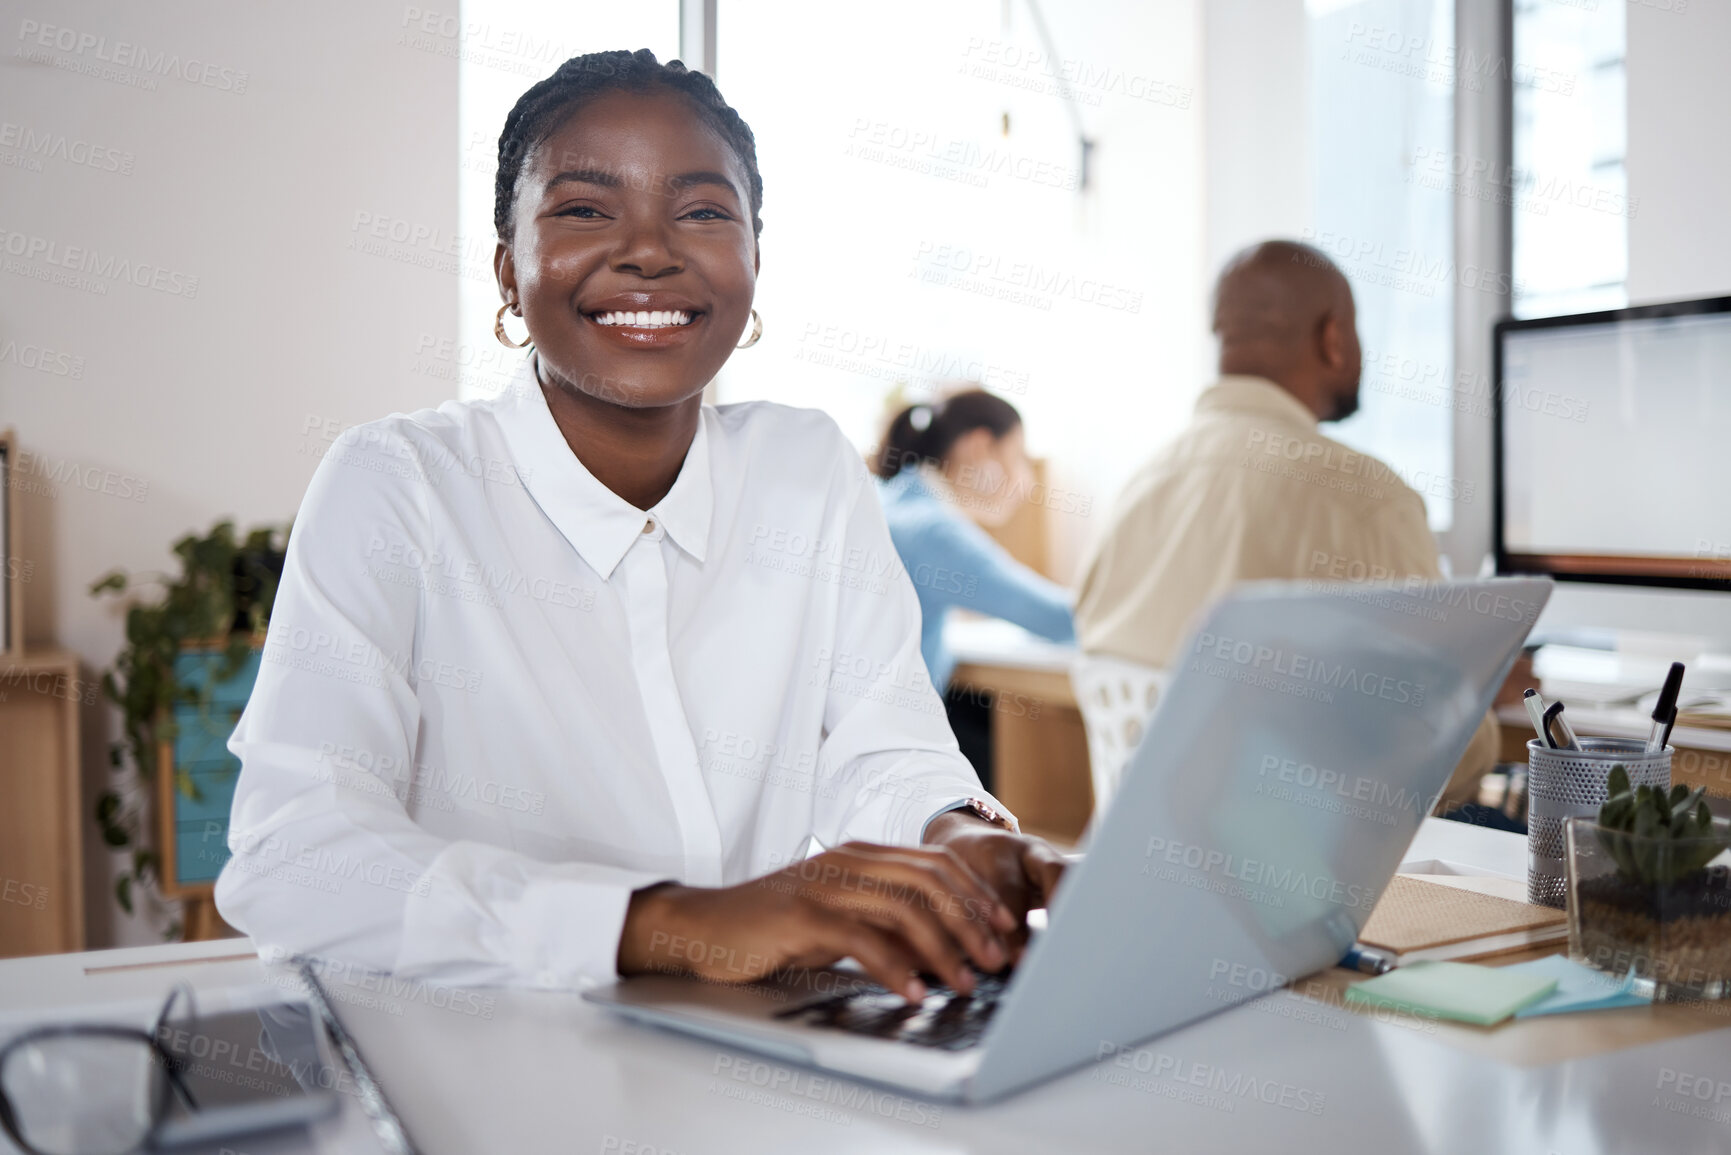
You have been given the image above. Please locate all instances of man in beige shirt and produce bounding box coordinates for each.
[1075,239,1498,806]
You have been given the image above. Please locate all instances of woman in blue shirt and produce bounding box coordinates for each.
[874,390,1076,785]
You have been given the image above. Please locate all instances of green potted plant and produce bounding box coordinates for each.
[89,521,287,935]
[1566,765,1731,1001]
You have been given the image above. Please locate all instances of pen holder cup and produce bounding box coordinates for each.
[1527,738,1670,909]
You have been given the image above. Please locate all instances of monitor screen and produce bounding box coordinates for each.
[1495,296,1731,590]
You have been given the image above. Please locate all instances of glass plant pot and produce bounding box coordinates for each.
[1565,815,1731,1002]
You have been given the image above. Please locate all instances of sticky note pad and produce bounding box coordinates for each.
[1344,960,1557,1026]
[1505,955,1649,1018]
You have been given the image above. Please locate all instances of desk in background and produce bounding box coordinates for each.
[4,821,1727,1155]
[951,460,1097,843]
[946,618,1092,843]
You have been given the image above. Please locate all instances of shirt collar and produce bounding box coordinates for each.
[1195,374,1320,431]
[492,357,712,581]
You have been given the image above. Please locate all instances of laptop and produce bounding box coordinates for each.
[584,578,1551,1102]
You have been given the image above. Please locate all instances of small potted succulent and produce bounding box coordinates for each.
[1566,766,1731,1001]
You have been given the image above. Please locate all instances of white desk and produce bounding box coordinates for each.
[1495,700,1731,755]
[3,820,1728,1155]
[945,616,1076,674]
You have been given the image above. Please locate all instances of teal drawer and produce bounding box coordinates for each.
[166,646,260,889]
[176,820,232,883]
[170,761,241,824]
[171,710,242,764]
[172,649,262,708]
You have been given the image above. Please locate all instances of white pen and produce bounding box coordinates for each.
[1546,701,1581,751]
[1523,688,1553,748]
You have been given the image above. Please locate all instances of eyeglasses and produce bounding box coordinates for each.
[0,984,199,1155]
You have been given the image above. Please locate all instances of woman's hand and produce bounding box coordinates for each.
[920,811,1068,957]
[616,840,1027,1002]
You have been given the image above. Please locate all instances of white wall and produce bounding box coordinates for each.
[1201,0,1310,282]
[1007,0,1209,580]
[1,1,459,946]
[1626,1,1731,305]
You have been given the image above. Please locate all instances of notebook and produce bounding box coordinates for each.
[1359,874,1568,966]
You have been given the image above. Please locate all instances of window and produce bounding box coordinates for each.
[1306,0,1457,532]
[713,0,1204,567]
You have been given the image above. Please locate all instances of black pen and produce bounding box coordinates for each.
[1645,662,1686,754]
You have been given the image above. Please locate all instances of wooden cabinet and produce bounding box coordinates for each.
[0,650,85,958]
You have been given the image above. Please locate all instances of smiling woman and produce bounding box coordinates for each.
[492,56,762,509]
[214,49,1064,1004]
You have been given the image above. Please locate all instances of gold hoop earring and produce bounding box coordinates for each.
[495,303,531,349]
[736,308,762,349]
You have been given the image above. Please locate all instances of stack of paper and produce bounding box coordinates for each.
[1663,689,1731,731]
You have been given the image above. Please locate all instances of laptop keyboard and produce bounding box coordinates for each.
[771,970,1010,1051]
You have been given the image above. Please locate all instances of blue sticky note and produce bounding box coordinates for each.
[1505,955,1650,1018]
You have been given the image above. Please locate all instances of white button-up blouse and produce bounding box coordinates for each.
[214,358,1001,989]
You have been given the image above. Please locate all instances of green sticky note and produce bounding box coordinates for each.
[1344,961,1558,1026]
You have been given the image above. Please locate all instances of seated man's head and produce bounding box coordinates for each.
[1211,240,1361,423]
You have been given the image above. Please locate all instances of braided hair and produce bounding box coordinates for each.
[493,48,764,244]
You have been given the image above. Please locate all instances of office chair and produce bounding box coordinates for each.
[1069,654,1168,826]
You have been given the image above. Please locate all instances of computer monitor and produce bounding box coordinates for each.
[1494,295,1731,591]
